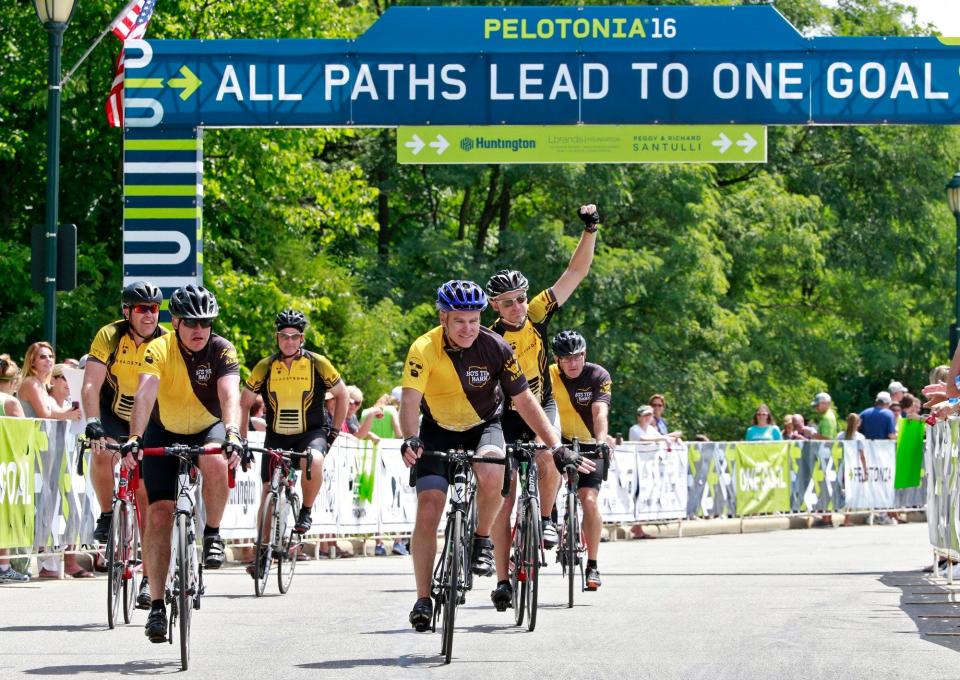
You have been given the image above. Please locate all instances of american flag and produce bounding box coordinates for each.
[105,0,157,127]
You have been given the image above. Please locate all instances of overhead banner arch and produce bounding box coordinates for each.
[120,5,960,291]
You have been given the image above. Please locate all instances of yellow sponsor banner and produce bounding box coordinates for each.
[397,125,766,164]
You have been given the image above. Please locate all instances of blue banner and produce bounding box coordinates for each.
[121,5,960,128]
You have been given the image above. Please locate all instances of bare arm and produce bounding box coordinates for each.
[3,398,24,417]
[551,204,599,306]
[512,389,562,449]
[81,361,107,419]
[129,373,159,439]
[399,388,423,439]
[591,401,610,443]
[217,374,242,431]
[390,409,403,438]
[19,378,78,420]
[239,387,256,434]
[328,381,349,434]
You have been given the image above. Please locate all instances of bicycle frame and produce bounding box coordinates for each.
[506,441,544,631]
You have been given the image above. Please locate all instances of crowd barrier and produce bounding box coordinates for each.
[924,419,959,562]
[0,416,929,549]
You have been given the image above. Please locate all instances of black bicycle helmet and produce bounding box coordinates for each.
[121,280,162,306]
[485,269,529,297]
[168,284,219,320]
[275,309,307,332]
[436,280,488,312]
[552,329,587,356]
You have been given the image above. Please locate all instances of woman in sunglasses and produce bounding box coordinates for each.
[744,404,782,441]
[81,281,165,605]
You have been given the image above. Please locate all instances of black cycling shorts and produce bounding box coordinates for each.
[141,421,226,503]
[501,400,558,444]
[563,440,605,491]
[414,418,504,493]
[99,407,129,443]
[260,429,328,483]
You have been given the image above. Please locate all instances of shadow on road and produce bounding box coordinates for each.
[881,568,960,652]
[24,660,180,675]
[298,654,438,669]
[0,623,105,633]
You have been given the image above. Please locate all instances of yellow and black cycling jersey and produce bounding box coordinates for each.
[491,288,559,407]
[141,332,239,435]
[549,362,612,443]
[245,350,341,436]
[403,325,528,432]
[87,320,166,422]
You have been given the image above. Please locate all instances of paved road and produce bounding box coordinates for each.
[2,523,959,679]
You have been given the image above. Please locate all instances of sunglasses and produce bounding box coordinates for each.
[349,400,361,406]
[277,331,303,341]
[131,303,159,315]
[37,354,54,361]
[497,293,527,308]
[181,318,213,329]
[756,412,770,417]
[652,403,665,407]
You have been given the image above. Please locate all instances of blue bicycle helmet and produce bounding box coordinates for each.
[436,280,488,312]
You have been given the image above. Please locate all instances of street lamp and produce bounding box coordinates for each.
[947,171,960,356]
[33,0,78,349]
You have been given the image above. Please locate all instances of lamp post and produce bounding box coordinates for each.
[947,171,960,357]
[33,0,77,349]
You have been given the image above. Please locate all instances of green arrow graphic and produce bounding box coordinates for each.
[167,65,201,101]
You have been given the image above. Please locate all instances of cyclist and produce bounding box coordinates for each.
[487,203,600,610]
[120,285,243,642]
[239,309,348,574]
[82,281,165,609]
[549,329,612,591]
[400,280,593,631]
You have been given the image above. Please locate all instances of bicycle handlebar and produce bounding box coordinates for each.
[244,445,314,481]
[409,449,512,497]
[79,440,238,488]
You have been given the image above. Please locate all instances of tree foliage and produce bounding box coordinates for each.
[1,0,957,437]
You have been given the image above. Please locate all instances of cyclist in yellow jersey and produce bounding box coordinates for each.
[549,330,612,591]
[400,280,595,631]
[120,285,243,643]
[240,310,348,559]
[487,203,600,610]
[82,281,165,609]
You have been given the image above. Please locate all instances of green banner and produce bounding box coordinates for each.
[397,125,767,164]
[355,440,377,504]
[0,418,46,548]
[895,418,924,489]
[733,442,791,516]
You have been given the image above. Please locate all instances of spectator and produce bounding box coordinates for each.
[887,380,907,404]
[835,413,866,528]
[889,401,902,426]
[859,391,897,440]
[781,413,798,439]
[247,394,266,432]
[360,392,402,440]
[649,393,682,439]
[785,414,812,440]
[744,404,782,441]
[900,393,921,419]
[17,342,80,421]
[810,392,838,440]
[0,354,28,583]
[629,405,680,445]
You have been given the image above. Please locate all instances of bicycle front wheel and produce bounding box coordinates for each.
[511,514,524,627]
[441,511,461,664]
[177,513,192,671]
[254,492,277,597]
[277,493,299,594]
[106,500,124,629]
[524,501,540,631]
[122,502,140,624]
[566,492,577,609]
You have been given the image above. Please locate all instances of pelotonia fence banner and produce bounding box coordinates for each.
[0,418,44,549]
[733,442,791,515]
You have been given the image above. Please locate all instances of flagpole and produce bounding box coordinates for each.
[60,0,142,89]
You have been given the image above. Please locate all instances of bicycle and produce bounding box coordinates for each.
[505,441,544,631]
[141,443,234,671]
[78,439,143,629]
[245,445,312,597]
[417,449,510,664]
[555,439,607,609]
